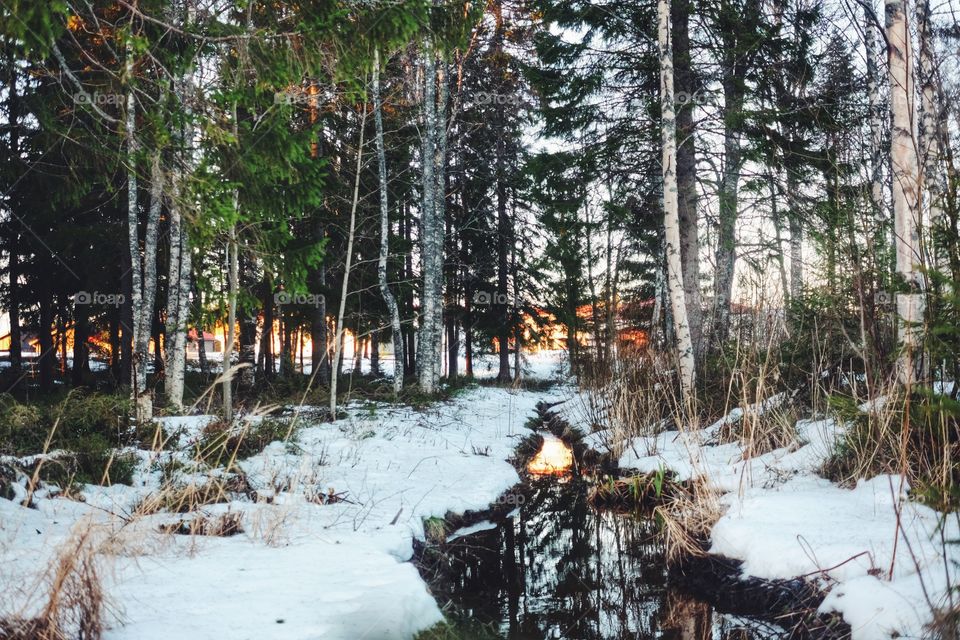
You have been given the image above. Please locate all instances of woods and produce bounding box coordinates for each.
[1,0,960,638]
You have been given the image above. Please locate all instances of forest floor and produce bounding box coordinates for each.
[0,353,568,639]
[0,352,956,639]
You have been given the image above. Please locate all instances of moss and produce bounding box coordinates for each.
[413,619,502,640]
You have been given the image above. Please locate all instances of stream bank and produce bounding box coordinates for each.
[414,404,846,639]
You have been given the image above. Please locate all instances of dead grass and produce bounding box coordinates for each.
[654,479,725,565]
[2,524,107,640]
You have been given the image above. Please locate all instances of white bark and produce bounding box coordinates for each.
[164,166,191,411]
[134,153,163,420]
[417,39,440,394]
[373,50,405,394]
[886,0,925,385]
[124,42,148,420]
[432,61,448,380]
[330,106,368,416]
[659,0,696,401]
[917,0,946,272]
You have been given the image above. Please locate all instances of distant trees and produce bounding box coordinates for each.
[0,0,956,414]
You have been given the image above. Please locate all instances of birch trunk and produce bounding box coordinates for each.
[886,0,925,385]
[417,39,439,393]
[133,153,162,420]
[917,0,946,272]
[433,61,448,381]
[659,0,696,401]
[124,42,146,419]
[373,50,405,393]
[164,171,188,410]
[330,106,367,416]
[787,173,803,298]
[672,0,702,356]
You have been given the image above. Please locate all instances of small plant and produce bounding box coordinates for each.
[424,516,449,543]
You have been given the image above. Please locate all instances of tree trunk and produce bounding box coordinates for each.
[373,49,405,393]
[125,42,145,413]
[260,278,274,378]
[224,224,238,421]
[495,100,511,381]
[886,0,924,384]
[164,172,190,410]
[672,0,702,356]
[72,302,89,387]
[417,40,441,393]
[433,60,448,382]
[330,106,367,416]
[134,152,163,420]
[917,0,946,272]
[864,4,887,268]
[238,249,257,390]
[659,0,696,400]
[6,56,21,383]
[38,272,54,393]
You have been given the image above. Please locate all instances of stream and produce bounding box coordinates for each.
[418,467,792,639]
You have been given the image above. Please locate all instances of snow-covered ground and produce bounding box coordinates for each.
[574,392,960,639]
[0,351,570,639]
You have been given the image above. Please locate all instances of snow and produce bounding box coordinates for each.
[0,354,569,639]
[578,390,960,640]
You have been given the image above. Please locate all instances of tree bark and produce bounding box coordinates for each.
[330,105,367,416]
[373,49,404,393]
[672,0,702,356]
[418,39,441,393]
[886,0,924,385]
[917,0,946,272]
[659,0,696,400]
[125,41,146,415]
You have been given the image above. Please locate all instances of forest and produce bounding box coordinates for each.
[0,0,958,638]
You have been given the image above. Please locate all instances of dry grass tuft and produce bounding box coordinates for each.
[2,525,107,640]
[653,479,724,565]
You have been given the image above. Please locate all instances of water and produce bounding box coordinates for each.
[419,478,788,639]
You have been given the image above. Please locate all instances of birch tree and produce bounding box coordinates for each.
[886,0,924,384]
[917,0,946,273]
[373,49,405,393]
[330,105,368,416]
[418,38,441,393]
[659,0,696,401]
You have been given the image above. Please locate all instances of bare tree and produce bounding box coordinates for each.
[886,0,924,384]
[659,0,696,401]
[330,105,368,416]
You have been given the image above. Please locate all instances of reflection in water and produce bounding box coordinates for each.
[423,479,787,639]
[526,436,574,476]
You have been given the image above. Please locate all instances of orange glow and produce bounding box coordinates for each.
[526,436,573,476]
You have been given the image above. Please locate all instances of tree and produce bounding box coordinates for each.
[658,0,696,401]
[886,0,924,385]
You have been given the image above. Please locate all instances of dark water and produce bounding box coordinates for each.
[419,478,787,640]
